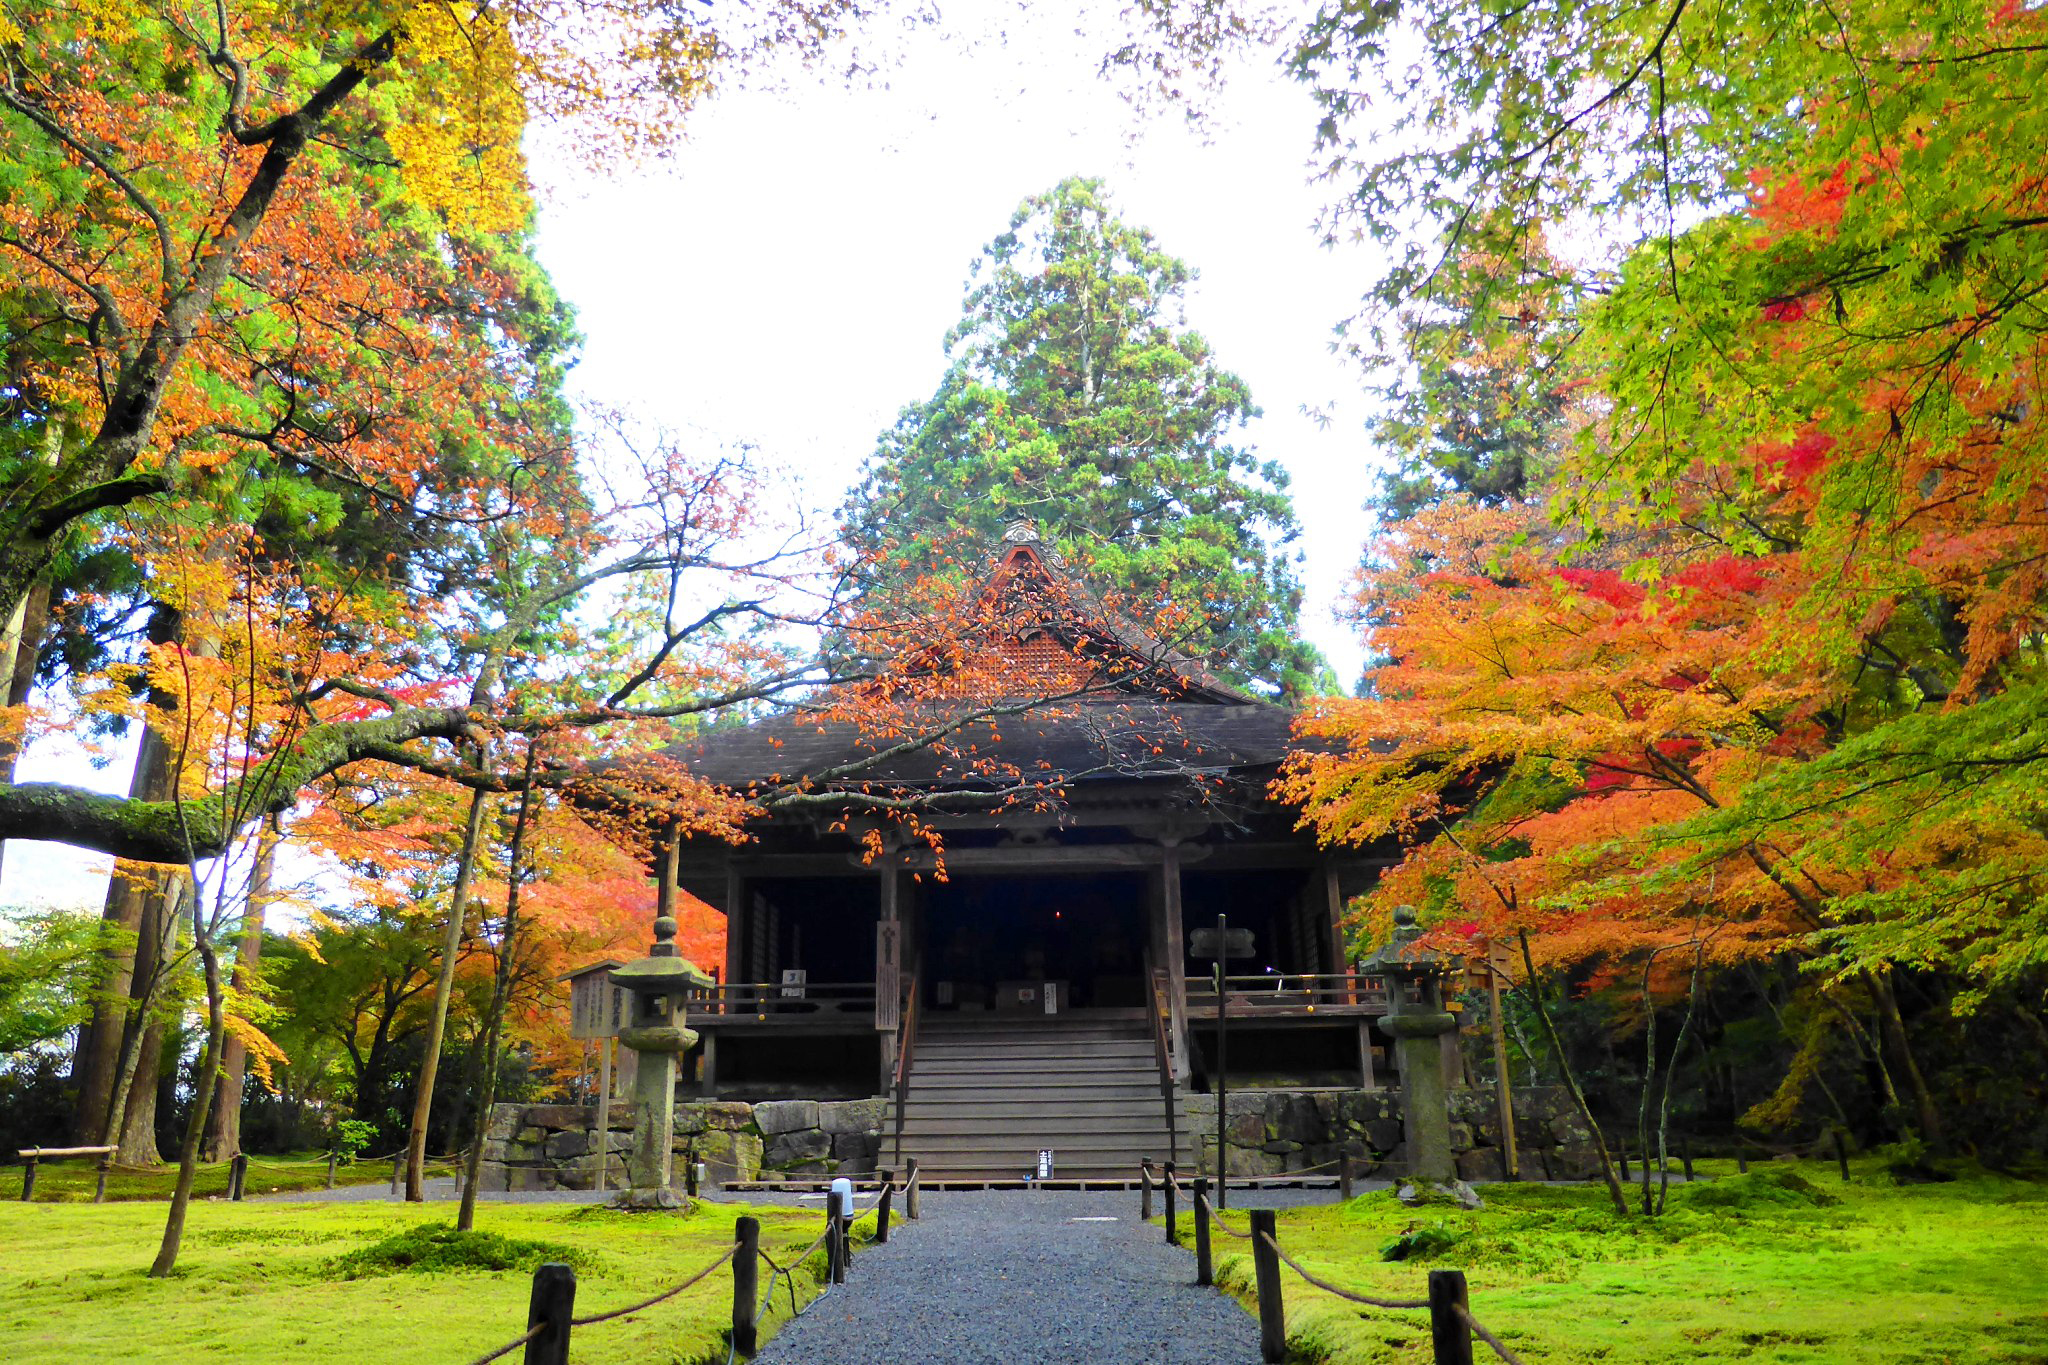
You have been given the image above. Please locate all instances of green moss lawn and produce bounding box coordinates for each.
[10,1151,460,1203]
[1204,1162,2048,1363]
[0,1196,854,1364]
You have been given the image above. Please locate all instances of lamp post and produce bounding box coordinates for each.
[1364,906,1478,1206]
[609,908,711,1210]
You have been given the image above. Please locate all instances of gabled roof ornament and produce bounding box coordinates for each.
[1002,520,1041,545]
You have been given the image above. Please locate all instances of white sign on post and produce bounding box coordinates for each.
[1037,1149,1054,1179]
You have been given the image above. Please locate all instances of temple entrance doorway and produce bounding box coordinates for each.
[920,872,1149,1014]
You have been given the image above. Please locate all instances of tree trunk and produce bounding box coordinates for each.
[71,639,182,1143]
[459,749,538,1231]
[1866,970,1944,1150]
[100,871,186,1162]
[1636,956,1659,1217]
[202,813,278,1161]
[150,912,227,1277]
[0,576,51,886]
[1655,941,1707,1215]
[405,780,491,1200]
[1519,930,1631,1216]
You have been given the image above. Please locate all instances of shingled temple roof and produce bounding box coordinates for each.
[673,524,1299,793]
[658,696,1298,795]
[588,525,1309,831]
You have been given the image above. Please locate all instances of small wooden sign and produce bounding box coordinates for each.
[566,963,628,1040]
[875,921,902,1031]
[1037,1149,1054,1179]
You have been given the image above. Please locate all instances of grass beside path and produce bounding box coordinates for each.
[8,1150,460,1202]
[0,1196,850,1365]
[1206,1161,2048,1364]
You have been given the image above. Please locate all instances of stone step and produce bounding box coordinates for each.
[894,1089,1168,1109]
[897,1121,1171,1146]
[895,1129,1179,1153]
[911,1055,1159,1079]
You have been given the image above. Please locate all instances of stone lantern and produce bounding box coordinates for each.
[1365,906,1479,1205]
[608,908,712,1210]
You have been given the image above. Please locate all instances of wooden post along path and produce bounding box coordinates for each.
[523,1263,576,1365]
[1192,1177,1213,1287]
[1250,1208,1285,1364]
[731,1216,761,1357]
[1427,1269,1474,1365]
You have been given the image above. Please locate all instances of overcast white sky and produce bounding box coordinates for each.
[2,9,1390,913]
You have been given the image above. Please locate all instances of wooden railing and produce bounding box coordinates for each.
[1184,972,1393,1015]
[891,971,920,1167]
[686,981,878,1017]
[1142,956,1180,1161]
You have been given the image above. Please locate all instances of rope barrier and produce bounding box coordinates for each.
[1197,1192,1255,1240]
[721,1219,849,1365]
[1173,1153,1365,1187]
[1255,1231,1431,1312]
[569,1242,740,1327]
[462,1321,543,1365]
[1457,1304,1528,1365]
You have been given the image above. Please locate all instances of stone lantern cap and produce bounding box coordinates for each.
[608,954,713,996]
[1360,905,1449,979]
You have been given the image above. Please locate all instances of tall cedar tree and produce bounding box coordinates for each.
[843,177,1326,698]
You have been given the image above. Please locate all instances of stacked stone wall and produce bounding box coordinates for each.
[477,1097,889,1193]
[1182,1086,1600,1182]
[480,1086,1597,1192]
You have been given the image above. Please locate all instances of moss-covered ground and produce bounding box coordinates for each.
[1202,1161,2048,1363]
[0,1196,858,1364]
[9,1150,461,1202]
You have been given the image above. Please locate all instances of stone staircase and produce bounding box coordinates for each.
[886,1014,1181,1180]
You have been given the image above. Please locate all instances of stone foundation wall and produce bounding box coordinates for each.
[480,1086,1600,1192]
[1182,1086,1600,1182]
[477,1097,889,1193]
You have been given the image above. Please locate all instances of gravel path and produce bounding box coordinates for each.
[747,1187,1341,1365]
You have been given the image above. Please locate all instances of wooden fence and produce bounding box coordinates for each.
[16,1146,115,1202]
[1153,1162,1528,1365]
[459,1165,919,1365]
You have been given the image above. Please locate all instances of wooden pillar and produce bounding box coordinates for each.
[658,830,679,923]
[1161,844,1191,1082]
[876,865,902,1093]
[1357,1017,1378,1091]
[595,1037,612,1190]
[722,866,747,994]
[1322,864,1348,979]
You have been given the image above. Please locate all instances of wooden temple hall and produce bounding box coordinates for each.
[625,527,1411,1178]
